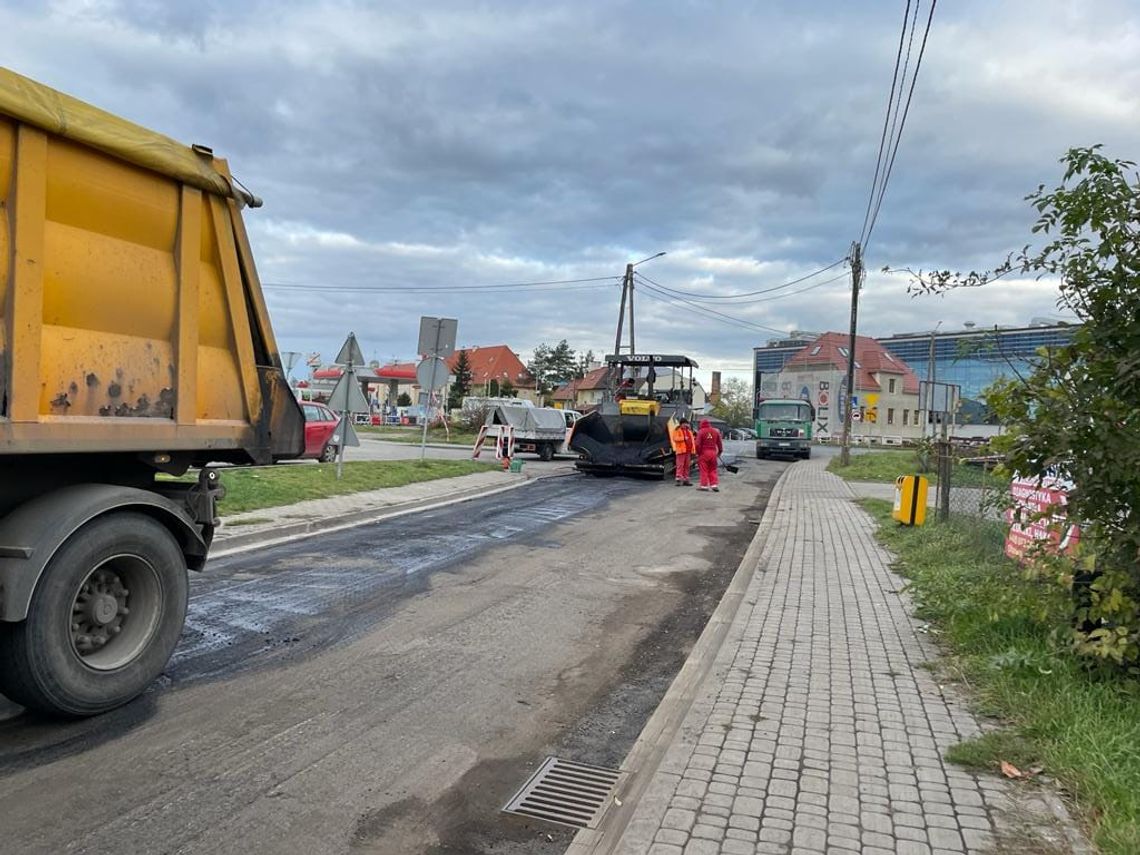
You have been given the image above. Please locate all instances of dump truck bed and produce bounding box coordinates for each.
[0,67,302,465]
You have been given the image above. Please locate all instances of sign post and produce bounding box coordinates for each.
[329,332,370,479]
[416,317,459,460]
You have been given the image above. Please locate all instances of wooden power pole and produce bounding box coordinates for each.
[613,263,633,355]
[839,242,862,466]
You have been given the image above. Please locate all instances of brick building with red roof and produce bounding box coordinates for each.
[446,345,535,398]
[766,332,923,441]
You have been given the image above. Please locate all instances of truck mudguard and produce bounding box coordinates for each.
[0,483,207,622]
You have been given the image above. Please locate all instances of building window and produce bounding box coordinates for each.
[903,409,909,425]
[887,408,895,425]
[888,378,897,394]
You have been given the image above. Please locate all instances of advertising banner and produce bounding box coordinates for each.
[1004,475,1081,562]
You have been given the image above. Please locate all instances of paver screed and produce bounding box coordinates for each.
[613,461,1085,855]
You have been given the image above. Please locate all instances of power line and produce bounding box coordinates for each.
[862,0,938,250]
[635,269,849,305]
[635,285,780,335]
[634,279,795,336]
[632,258,847,301]
[264,281,624,298]
[858,0,911,243]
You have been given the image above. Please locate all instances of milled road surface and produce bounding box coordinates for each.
[0,455,786,855]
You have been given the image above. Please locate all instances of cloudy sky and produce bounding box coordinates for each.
[5,0,1138,386]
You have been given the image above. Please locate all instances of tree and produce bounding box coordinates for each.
[527,340,578,393]
[500,378,517,398]
[711,377,753,427]
[397,392,412,407]
[907,146,1140,665]
[448,349,473,410]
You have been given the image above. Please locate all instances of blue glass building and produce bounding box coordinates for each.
[878,325,1077,418]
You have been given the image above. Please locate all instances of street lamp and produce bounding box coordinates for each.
[616,252,667,355]
[632,251,667,267]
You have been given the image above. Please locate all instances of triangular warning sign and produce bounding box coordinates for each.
[327,371,371,414]
[337,415,361,448]
[334,332,366,367]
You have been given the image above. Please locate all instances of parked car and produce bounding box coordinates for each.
[301,402,343,461]
[726,428,756,441]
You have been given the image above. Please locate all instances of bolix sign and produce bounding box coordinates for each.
[1004,475,1081,562]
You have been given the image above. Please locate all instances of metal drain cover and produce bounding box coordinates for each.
[502,756,622,829]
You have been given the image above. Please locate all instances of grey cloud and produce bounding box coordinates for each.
[1,0,1133,383]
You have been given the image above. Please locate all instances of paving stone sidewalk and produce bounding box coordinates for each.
[607,461,1087,855]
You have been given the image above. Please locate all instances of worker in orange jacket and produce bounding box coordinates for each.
[670,417,697,486]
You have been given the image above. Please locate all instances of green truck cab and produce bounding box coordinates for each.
[755,398,814,460]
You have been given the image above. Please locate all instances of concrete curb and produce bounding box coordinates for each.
[359,437,474,451]
[209,475,535,559]
[566,463,797,854]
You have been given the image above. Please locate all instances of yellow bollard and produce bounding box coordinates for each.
[892,475,928,526]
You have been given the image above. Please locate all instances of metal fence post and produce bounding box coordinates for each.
[938,439,952,521]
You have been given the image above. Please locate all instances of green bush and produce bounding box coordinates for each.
[908,147,1140,666]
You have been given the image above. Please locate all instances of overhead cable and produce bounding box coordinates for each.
[634,279,795,336]
[632,258,847,301]
[861,0,938,250]
[635,269,849,305]
[858,0,912,243]
[262,276,621,294]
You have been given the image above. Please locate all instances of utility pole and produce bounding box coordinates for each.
[614,263,633,355]
[628,263,636,355]
[839,242,862,466]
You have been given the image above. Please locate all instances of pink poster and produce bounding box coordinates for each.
[1004,476,1081,562]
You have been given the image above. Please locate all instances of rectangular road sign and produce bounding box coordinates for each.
[417,317,458,358]
[918,381,959,414]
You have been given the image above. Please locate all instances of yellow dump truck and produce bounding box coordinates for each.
[0,68,304,716]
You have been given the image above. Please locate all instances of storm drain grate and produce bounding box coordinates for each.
[502,756,622,829]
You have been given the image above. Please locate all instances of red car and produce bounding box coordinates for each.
[300,402,343,461]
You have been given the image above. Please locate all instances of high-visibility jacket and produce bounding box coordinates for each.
[695,420,723,458]
[671,423,697,454]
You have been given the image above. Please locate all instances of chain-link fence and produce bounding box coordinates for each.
[932,440,1006,521]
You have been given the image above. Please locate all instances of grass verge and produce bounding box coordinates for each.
[357,425,480,446]
[828,448,1004,489]
[861,498,1140,853]
[214,460,497,515]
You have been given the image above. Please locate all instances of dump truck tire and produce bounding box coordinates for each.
[539,443,554,462]
[0,512,188,718]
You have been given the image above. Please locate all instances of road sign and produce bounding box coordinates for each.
[336,414,361,448]
[417,317,458,358]
[335,332,365,367]
[919,381,959,413]
[851,411,862,422]
[327,372,370,414]
[416,356,449,390]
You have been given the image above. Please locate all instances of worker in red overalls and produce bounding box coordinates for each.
[695,418,723,492]
[670,417,697,486]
